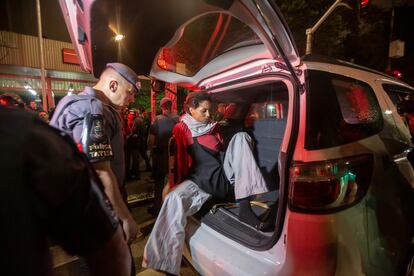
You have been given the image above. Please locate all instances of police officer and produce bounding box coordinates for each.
[50,63,141,243]
[0,106,132,276]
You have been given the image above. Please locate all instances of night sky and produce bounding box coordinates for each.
[0,0,70,42]
[0,0,412,84]
[392,6,414,86]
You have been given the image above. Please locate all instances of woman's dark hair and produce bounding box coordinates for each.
[184,91,211,114]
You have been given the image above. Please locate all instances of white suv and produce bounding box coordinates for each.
[59,0,414,275]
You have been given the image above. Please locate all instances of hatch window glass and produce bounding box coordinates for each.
[306,70,383,150]
[157,13,262,76]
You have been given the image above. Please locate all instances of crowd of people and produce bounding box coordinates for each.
[1,62,274,276]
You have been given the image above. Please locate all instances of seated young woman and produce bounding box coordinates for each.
[143,91,269,276]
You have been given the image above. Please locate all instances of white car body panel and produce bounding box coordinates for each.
[185,205,370,276]
[185,217,288,276]
[183,59,414,276]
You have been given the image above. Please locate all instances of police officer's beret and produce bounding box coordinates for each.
[106,63,141,92]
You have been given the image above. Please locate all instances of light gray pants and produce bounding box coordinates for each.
[143,132,268,275]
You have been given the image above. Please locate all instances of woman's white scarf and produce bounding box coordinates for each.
[181,113,217,137]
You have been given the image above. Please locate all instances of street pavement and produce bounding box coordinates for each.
[53,170,197,276]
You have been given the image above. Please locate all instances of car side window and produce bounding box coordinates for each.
[306,70,383,150]
[382,84,414,137]
[382,83,414,105]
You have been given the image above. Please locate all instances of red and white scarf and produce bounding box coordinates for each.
[181,113,216,137]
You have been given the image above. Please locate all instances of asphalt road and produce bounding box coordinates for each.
[53,171,197,276]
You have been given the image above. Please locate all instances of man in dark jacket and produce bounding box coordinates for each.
[0,106,132,276]
[50,63,142,275]
[50,63,140,242]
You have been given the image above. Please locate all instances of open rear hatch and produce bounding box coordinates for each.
[58,0,302,85]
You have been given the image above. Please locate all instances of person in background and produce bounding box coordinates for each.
[398,98,414,141]
[213,103,226,122]
[29,100,42,112]
[137,105,150,128]
[125,109,142,180]
[147,97,179,216]
[136,105,152,172]
[38,111,50,123]
[50,62,141,274]
[121,107,129,140]
[0,106,131,276]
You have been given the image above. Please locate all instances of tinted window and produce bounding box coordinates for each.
[157,13,262,76]
[245,99,287,128]
[382,83,414,105]
[306,70,383,150]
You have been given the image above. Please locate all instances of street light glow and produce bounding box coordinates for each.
[114,34,125,42]
[24,82,37,95]
[28,89,37,95]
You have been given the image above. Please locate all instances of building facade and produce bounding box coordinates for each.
[0,31,96,110]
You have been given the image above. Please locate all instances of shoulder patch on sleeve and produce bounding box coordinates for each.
[81,113,113,162]
[90,117,106,142]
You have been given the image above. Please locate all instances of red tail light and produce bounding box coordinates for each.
[0,99,10,106]
[289,154,373,213]
[77,143,83,152]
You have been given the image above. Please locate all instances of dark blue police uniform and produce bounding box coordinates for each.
[50,87,127,199]
[0,106,119,276]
